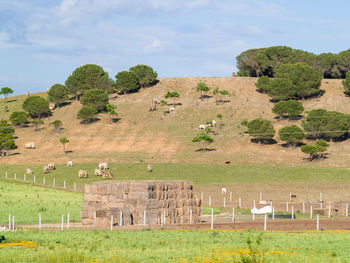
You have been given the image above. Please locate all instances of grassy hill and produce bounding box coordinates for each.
[0,77,349,167]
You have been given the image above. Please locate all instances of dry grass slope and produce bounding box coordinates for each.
[0,77,349,167]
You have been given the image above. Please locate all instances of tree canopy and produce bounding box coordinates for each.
[267,78,296,101]
[247,119,275,143]
[10,111,29,127]
[48,84,69,105]
[343,72,350,95]
[272,100,304,118]
[0,87,14,102]
[129,65,158,88]
[302,109,350,140]
[236,46,350,78]
[115,71,140,94]
[80,89,109,112]
[196,81,210,100]
[22,96,51,118]
[0,120,16,155]
[192,132,214,151]
[65,64,113,97]
[278,125,304,146]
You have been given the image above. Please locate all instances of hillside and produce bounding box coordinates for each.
[1,77,349,167]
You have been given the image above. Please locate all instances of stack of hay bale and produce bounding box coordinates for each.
[81,180,201,227]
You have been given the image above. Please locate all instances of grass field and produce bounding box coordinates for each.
[1,229,350,262]
[0,180,82,225]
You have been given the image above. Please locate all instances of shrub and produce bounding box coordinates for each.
[129,65,158,88]
[77,106,97,124]
[272,100,304,118]
[279,125,304,147]
[343,72,350,95]
[80,89,108,112]
[247,119,275,143]
[48,84,68,105]
[9,111,29,126]
[255,76,270,93]
[22,96,51,118]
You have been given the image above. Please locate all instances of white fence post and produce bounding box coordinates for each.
[223,197,226,208]
[190,209,193,224]
[303,202,305,214]
[110,215,113,231]
[317,215,319,231]
[328,205,331,218]
[39,213,41,230]
[209,196,211,206]
[163,211,166,225]
[12,216,15,231]
[310,205,313,219]
[43,176,45,185]
[119,211,123,227]
[61,215,64,230]
[286,202,289,212]
[67,212,70,229]
[230,192,232,202]
[264,214,267,231]
[8,214,11,230]
[239,197,242,208]
[292,206,294,219]
[232,208,235,222]
[272,206,275,220]
[94,211,96,229]
[289,192,292,202]
[253,200,256,208]
[143,211,146,225]
[252,212,255,221]
[210,208,214,230]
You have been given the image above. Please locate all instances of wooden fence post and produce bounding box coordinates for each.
[223,197,226,208]
[119,211,123,227]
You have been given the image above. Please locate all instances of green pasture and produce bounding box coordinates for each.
[0,180,82,225]
[1,229,350,262]
[1,162,350,191]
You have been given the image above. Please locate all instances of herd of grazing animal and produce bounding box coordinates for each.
[198,120,216,130]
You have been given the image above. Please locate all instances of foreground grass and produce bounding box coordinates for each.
[1,162,350,192]
[0,230,349,262]
[0,180,82,225]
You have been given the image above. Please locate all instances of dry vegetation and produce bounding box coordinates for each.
[0,77,349,167]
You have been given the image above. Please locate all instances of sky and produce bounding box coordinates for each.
[1,0,350,94]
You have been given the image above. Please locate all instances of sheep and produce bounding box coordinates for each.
[24,142,35,149]
[47,162,55,170]
[94,168,103,176]
[169,106,175,112]
[98,162,108,170]
[222,188,227,195]
[147,164,152,172]
[199,124,206,129]
[43,166,50,174]
[67,161,73,167]
[25,168,33,174]
[78,170,88,178]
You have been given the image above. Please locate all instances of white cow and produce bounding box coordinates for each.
[169,106,175,112]
[47,162,55,170]
[43,165,49,174]
[147,164,152,172]
[94,168,103,176]
[24,142,35,149]
[67,161,73,167]
[25,168,33,174]
[222,188,227,195]
[199,124,206,129]
[98,162,108,170]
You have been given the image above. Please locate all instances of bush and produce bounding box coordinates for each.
[129,65,158,88]
[267,78,296,101]
[302,109,350,140]
[22,96,51,118]
[247,119,275,143]
[255,76,270,93]
[343,72,350,95]
[48,84,68,105]
[272,100,304,118]
[80,89,109,112]
[9,111,28,126]
[115,71,139,94]
[279,125,304,146]
[77,106,97,124]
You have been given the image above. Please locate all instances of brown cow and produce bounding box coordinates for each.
[102,171,114,180]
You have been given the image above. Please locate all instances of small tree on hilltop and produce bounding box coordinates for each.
[115,71,140,95]
[192,132,214,151]
[59,137,69,154]
[219,90,229,102]
[10,111,29,127]
[80,89,109,112]
[279,125,304,147]
[247,119,275,144]
[106,104,118,123]
[0,87,14,103]
[48,84,68,106]
[196,81,210,101]
[22,96,51,119]
[164,91,180,105]
[77,106,97,124]
[343,71,350,95]
[301,140,329,161]
[129,64,158,88]
[272,100,304,118]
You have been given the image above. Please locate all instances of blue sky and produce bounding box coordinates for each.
[1,0,350,94]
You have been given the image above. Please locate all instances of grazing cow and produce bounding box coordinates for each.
[152,98,160,104]
[222,188,227,195]
[199,124,206,129]
[147,164,152,172]
[24,142,35,149]
[224,161,231,164]
[67,161,73,167]
[49,103,56,111]
[43,166,49,174]
[148,104,158,111]
[169,106,175,112]
[47,162,55,170]
[102,171,114,180]
[78,170,88,178]
[98,162,108,170]
[94,168,103,176]
[25,168,33,174]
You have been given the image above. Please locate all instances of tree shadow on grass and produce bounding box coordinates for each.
[80,118,100,124]
[250,138,277,145]
[112,118,121,123]
[280,142,306,148]
[65,150,74,154]
[57,101,72,107]
[274,115,303,120]
[195,148,216,152]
